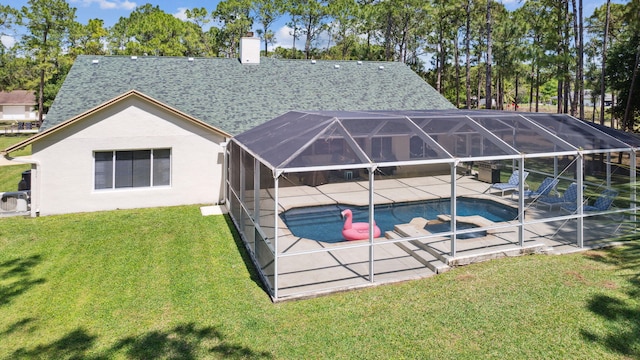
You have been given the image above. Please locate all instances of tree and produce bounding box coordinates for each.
[517,0,553,112]
[327,0,359,59]
[572,0,584,119]
[538,0,572,115]
[485,0,492,110]
[375,0,427,64]
[354,0,381,61]
[464,0,472,109]
[68,18,108,56]
[288,0,329,59]
[586,2,626,125]
[0,52,36,91]
[185,8,220,56]
[608,37,639,130]
[19,0,76,124]
[490,3,518,109]
[623,42,640,131]
[607,1,640,131]
[0,5,24,91]
[272,44,305,58]
[428,0,461,96]
[622,1,640,131]
[214,0,253,58]
[41,54,73,111]
[0,4,18,40]
[252,0,284,55]
[600,0,611,125]
[5,0,635,124]
[503,7,529,110]
[469,0,488,109]
[108,4,197,56]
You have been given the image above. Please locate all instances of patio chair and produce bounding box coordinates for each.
[536,182,581,210]
[511,177,558,200]
[560,188,618,213]
[489,170,529,197]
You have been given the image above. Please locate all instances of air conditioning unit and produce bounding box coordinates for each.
[0,191,29,212]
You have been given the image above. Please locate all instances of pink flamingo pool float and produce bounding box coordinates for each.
[341,209,381,241]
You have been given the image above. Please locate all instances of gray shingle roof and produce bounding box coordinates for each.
[44,55,454,135]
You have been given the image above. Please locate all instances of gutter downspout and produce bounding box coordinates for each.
[220,141,228,208]
[2,154,40,217]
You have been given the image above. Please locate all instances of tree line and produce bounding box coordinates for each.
[0,0,638,131]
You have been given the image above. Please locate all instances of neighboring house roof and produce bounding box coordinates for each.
[0,90,36,105]
[42,54,454,135]
[4,90,231,155]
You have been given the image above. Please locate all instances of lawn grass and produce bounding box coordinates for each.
[0,165,29,192]
[0,135,32,192]
[1,205,639,359]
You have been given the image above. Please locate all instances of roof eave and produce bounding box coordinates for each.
[3,90,231,155]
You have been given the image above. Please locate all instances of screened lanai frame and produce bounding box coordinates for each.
[226,109,639,301]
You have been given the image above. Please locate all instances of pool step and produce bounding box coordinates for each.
[391,221,549,267]
[385,231,450,274]
[392,222,452,261]
[439,242,548,266]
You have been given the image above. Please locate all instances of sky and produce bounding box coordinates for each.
[1,0,630,50]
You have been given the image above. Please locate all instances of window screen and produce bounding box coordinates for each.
[95,149,171,190]
[94,152,113,189]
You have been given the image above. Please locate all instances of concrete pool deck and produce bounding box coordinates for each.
[252,174,627,301]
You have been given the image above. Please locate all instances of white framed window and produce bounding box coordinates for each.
[94,149,171,190]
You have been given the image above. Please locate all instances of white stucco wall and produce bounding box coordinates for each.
[30,96,226,216]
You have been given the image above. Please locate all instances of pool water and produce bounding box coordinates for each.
[280,197,517,243]
[424,221,487,239]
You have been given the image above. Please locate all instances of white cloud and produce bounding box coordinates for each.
[120,0,136,10]
[273,25,295,49]
[174,7,189,21]
[1,35,15,49]
[71,0,137,10]
[97,1,116,10]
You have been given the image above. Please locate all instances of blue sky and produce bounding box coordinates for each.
[2,0,629,50]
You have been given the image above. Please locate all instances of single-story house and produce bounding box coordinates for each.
[0,90,37,125]
[3,37,454,216]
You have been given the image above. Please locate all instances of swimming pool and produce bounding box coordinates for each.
[280,197,518,243]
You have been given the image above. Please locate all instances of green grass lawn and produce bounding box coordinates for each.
[0,135,32,192]
[1,205,639,359]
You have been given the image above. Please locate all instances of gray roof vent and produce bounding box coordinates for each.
[334,64,340,69]
[131,56,137,60]
[91,59,99,64]
[357,61,363,65]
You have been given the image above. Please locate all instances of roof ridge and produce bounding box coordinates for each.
[43,54,455,135]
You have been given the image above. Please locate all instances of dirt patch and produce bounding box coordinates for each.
[584,250,609,261]
[456,273,476,282]
[564,270,619,290]
[601,280,618,290]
